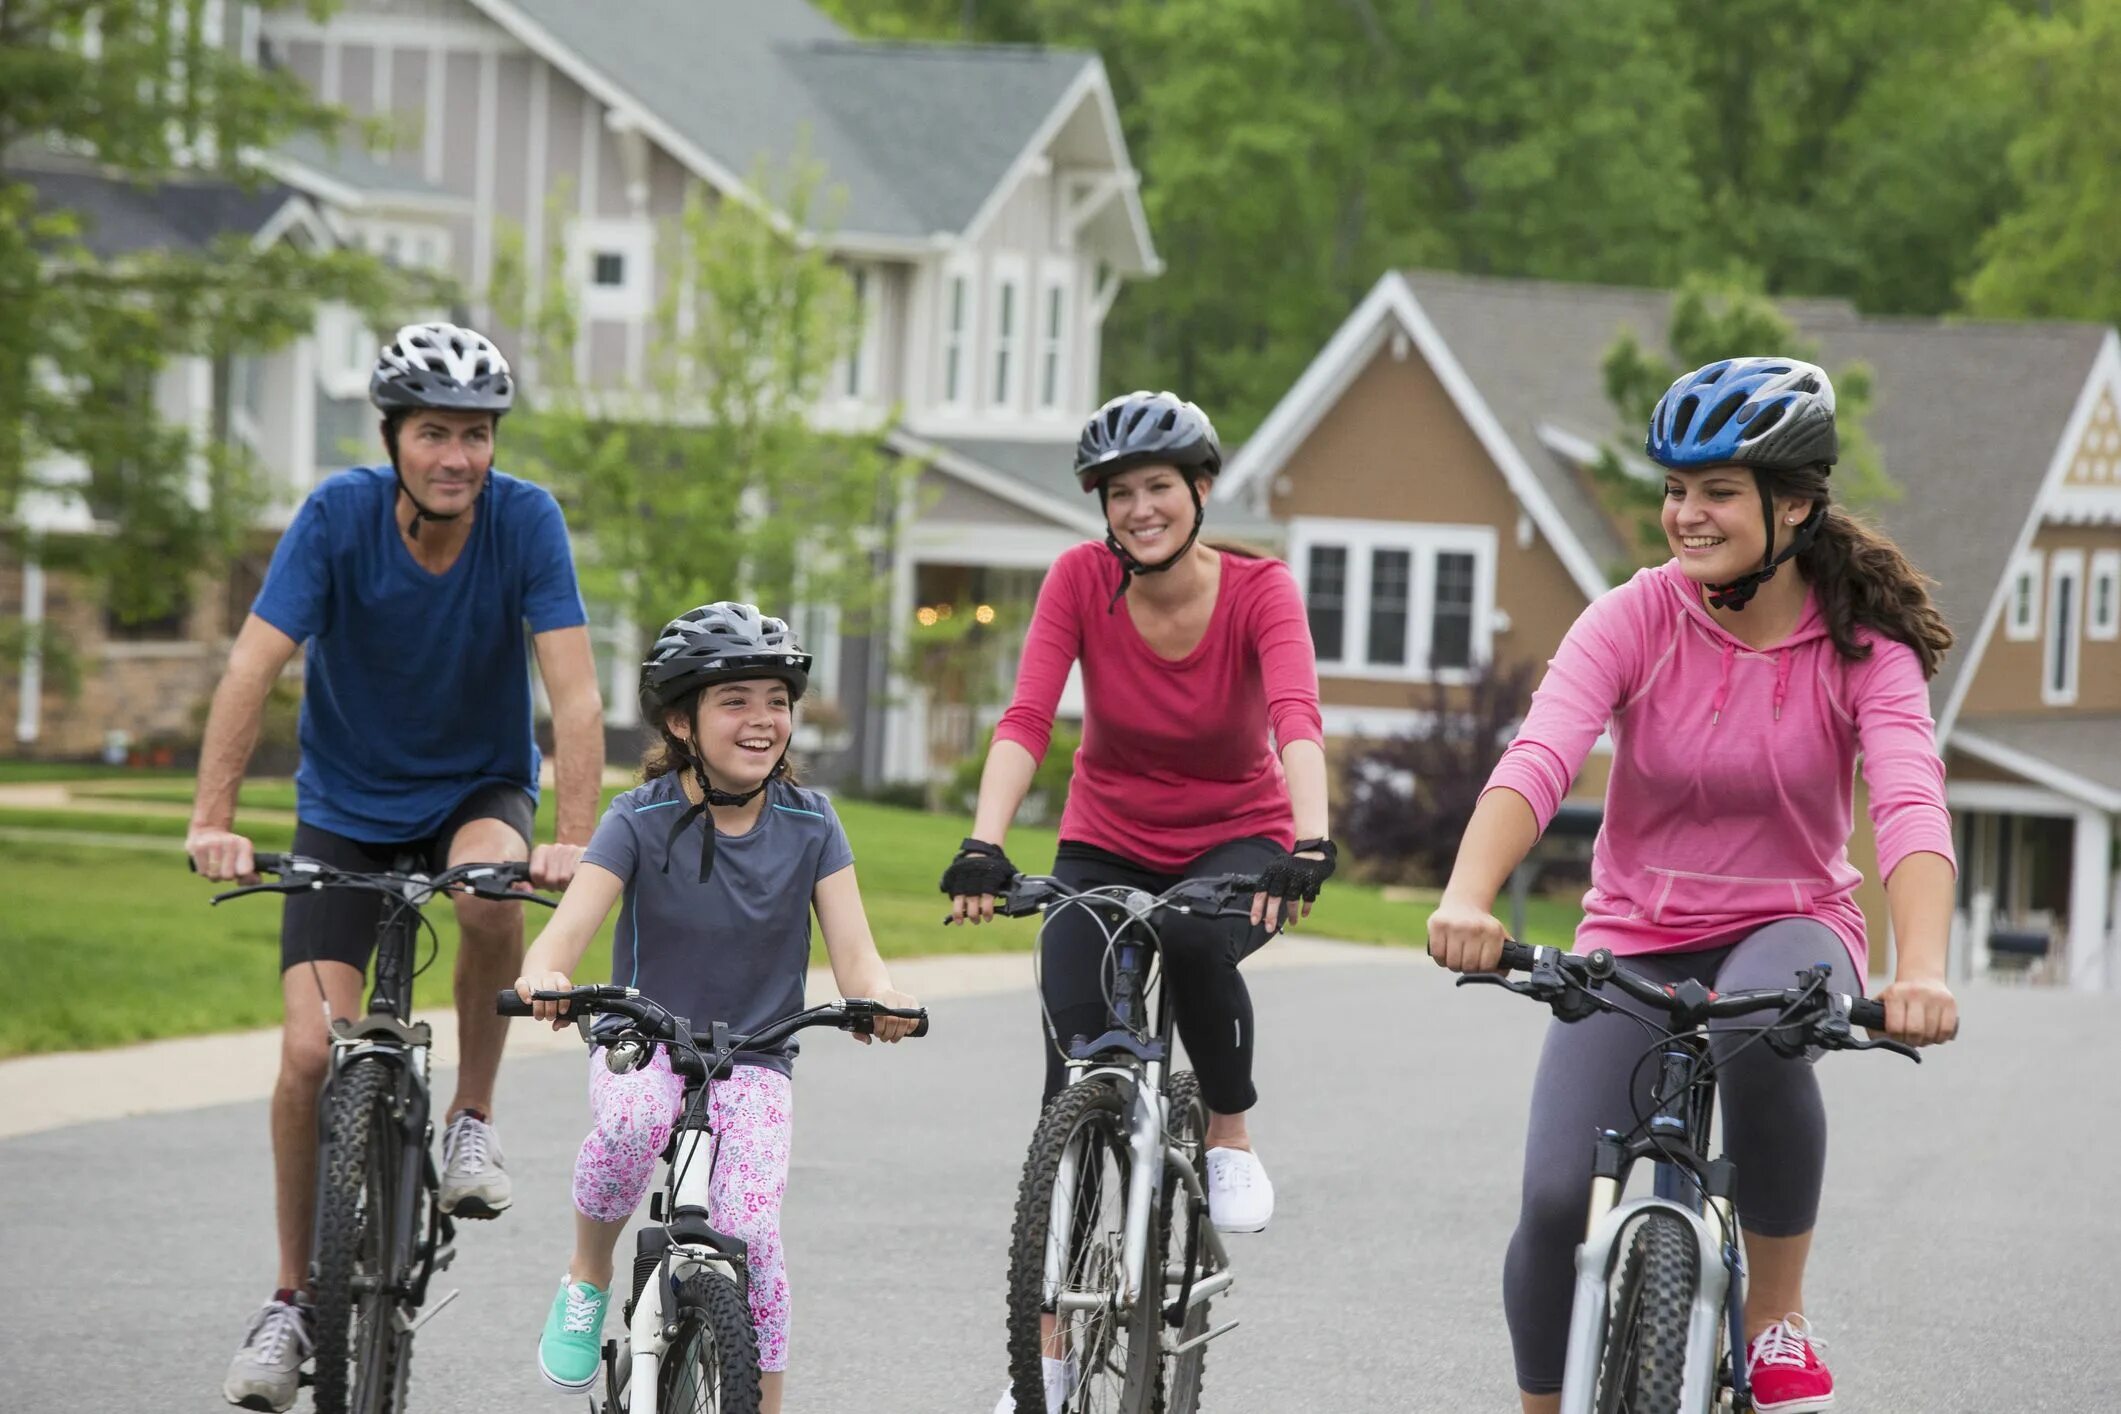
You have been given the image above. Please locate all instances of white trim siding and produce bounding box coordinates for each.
[2006,550,2043,641]
[2044,549,2085,706]
[2090,549,2120,641]
[989,254,1027,413]
[1036,266,1073,414]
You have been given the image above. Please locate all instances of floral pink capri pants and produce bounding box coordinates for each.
[573,1048,796,1370]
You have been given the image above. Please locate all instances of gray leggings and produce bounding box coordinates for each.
[1503,919,1855,1395]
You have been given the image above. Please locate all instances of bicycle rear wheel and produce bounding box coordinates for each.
[1593,1210,1698,1414]
[1004,1076,1160,1414]
[1154,1071,1212,1414]
[657,1270,763,1414]
[311,1055,409,1414]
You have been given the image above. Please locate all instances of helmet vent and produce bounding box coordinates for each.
[1744,403,1787,437]
[1672,394,1699,443]
[1698,389,1747,442]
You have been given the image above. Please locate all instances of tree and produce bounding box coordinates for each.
[1593,274,1892,571]
[1336,658,1537,884]
[489,162,911,703]
[1965,0,2121,329]
[0,2,431,636]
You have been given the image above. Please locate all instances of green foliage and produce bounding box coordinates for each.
[489,161,910,645]
[0,1,443,639]
[1965,0,2121,329]
[1593,274,1893,569]
[948,722,1079,826]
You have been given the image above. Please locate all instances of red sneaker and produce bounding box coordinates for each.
[1746,1314,1835,1413]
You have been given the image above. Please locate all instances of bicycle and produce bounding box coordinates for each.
[203,852,556,1414]
[496,983,930,1414]
[1461,940,1923,1414]
[981,872,1260,1414]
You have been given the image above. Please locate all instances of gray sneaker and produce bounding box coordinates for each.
[223,1297,311,1412]
[439,1110,511,1218]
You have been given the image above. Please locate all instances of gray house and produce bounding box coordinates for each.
[5,0,1155,781]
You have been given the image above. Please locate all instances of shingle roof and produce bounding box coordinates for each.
[22,168,301,260]
[1401,270,2108,711]
[271,131,456,203]
[485,0,1093,239]
[1955,714,2121,803]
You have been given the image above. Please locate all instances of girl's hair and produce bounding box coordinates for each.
[639,688,801,785]
[1774,465,1954,679]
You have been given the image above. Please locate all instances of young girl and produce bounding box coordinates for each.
[1427,358,1960,1414]
[512,601,918,1414]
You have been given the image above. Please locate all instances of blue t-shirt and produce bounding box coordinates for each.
[251,466,587,842]
[580,775,856,1076]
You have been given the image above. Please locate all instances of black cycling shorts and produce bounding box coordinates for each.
[278,781,536,974]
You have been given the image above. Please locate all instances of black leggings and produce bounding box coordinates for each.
[1503,919,1855,1395]
[1037,837,1281,1114]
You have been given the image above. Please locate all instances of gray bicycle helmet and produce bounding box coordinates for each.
[1073,390,1223,493]
[638,602,812,725]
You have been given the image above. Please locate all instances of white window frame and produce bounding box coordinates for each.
[313,303,375,401]
[1036,267,1073,413]
[794,601,842,706]
[354,219,451,273]
[570,217,653,322]
[2089,549,2120,642]
[2044,548,2084,706]
[1288,517,1499,683]
[2006,550,2043,642]
[837,263,882,403]
[940,255,979,412]
[990,255,1027,411]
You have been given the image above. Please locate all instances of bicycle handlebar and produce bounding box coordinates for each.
[1479,941,1915,1060]
[949,871,1261,926]
[494,985,931,1052]
[195,853,558,909]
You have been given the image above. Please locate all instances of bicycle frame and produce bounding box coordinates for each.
[1556,1033,1747,1414]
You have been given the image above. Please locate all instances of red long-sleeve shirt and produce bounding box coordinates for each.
[992,542,1325,872]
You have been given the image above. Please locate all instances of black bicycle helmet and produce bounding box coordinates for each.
[1073,390,1223,492]
[1645,357,1837,611]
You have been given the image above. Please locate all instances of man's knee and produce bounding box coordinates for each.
[280,1026,332,1095]
[453,892,525,947]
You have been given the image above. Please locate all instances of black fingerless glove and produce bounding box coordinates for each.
[939,838,1019,897]
[1257,837,1338,903]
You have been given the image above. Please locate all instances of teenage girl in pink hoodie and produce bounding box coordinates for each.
[1428,357,1961,1414]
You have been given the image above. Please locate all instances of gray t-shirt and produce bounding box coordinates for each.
[581,774,855,1075]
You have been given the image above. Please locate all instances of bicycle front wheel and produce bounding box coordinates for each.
[657,1270,763,1414]
[1155,1071,1212,1414]
[1593,1210,1698,1414]
[311,1055,409,1414]
[1005,1076,1161,1414]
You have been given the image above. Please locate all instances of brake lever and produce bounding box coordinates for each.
[208,882,306,905]
[1846,1034,1923,1063]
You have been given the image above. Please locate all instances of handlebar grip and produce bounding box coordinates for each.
[253,852,286,873]
[1498,939,1539,972]
[495,988,534,1017]
[1848,997,1886,1030]
[910,1014,930,1038]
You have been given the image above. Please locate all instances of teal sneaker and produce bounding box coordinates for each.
[537,1276,609,1391]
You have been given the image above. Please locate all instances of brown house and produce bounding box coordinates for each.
[1219,270,2121,990]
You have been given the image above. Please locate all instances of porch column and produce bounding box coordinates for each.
[15,556,44,744]
[2070,807,2115,992]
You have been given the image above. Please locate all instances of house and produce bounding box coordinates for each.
[2,0,1154,783]
[1219,270,2121,990]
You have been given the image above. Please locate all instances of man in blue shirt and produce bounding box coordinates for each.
[188,323,606,1412]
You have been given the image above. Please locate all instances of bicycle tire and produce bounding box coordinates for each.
[1004,1076,1160,1414]
[657,1270,763,1414]
[311,1056,406,1414]
[1593,1210,1698,1414]
[1154,1071,1211,1414]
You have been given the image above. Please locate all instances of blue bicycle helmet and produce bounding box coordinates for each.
[1647,358,1837,610]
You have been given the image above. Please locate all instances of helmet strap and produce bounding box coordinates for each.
[1704,478,1824,611]
[1101,480,1206,613]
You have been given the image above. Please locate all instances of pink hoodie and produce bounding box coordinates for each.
[1483,560,1954,973]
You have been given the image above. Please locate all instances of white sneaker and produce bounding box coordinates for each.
[222,1297,312,1411]
[992,1355,1078,1413]
[439,1110,511,1218]
[1206,1146,1274,1233]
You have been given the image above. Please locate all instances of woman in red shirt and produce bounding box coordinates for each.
[943,390,1333,1245]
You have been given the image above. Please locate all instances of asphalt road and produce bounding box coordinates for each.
[3,957,2115,1413]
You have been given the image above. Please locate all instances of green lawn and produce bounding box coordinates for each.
[0,788,1581,1056]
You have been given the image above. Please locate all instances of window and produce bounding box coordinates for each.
[1431,551,1477,671]
[1366,549,1410,667]
[941,267,975,409]
[991,257,1026,409]
[571,218,652,320]
[1294,518,1496,680]
[313,303,376,401]
[2090,550,2120,642]
[2006,552,2042,641]
[1306,546,1347,661]
[2045,549,2084,705]
[1037,274,1071,411]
